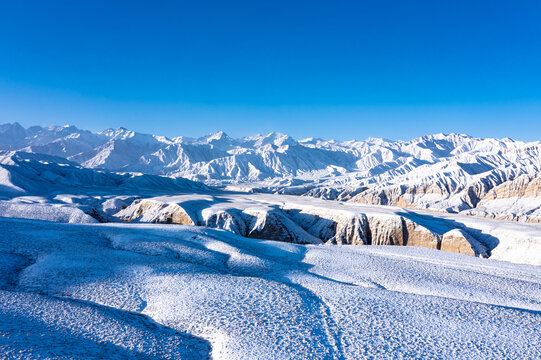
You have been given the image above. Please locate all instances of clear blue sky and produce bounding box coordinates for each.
[1,1,540,141]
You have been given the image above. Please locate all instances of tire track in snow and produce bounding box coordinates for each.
[273,279,347,360]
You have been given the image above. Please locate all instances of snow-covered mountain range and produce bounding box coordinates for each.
[1,122,540,221]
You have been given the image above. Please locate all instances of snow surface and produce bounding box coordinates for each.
[1,217,540,359]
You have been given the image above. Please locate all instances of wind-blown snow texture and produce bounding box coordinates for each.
[1,217,540,359]
[1,122,539,221]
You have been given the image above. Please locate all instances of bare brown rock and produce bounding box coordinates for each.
[440,229,488,257]
[366,214,406,246]
[117,199,195,225]
[402,218,440,249]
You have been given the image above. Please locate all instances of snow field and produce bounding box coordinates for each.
[0,218,539,359]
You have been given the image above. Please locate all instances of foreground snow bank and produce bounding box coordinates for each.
[0,290,210,359]
[1,217,539,359]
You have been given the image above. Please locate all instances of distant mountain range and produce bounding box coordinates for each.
[1,122,540,221]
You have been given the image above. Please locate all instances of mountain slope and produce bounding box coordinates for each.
[0,150,206,223]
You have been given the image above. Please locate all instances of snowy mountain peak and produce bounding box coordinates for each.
[0,122,27,148]
[109,127,135,139]
[200,130,233,144]
[207,130,228,140]
[99,128,116,136]
[0,122,25,133]
[244,131,297,147]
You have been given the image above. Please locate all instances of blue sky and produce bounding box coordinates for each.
[1,1,540,140]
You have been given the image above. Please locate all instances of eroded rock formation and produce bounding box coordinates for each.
[116,199,484,256]
[350,171,541,223]
[116,199,195,225]
[462,173,541,223]
[440,229,488,257]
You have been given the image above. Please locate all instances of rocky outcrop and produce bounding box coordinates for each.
[460,173,541,223]
[116,199,195,225]
[329,214,370,245]
[351,184,450,209]
[115,198,490,257]
[401,218,441,249]
[119,200,322,244]
[284,208,435,248]
[362,214,440,249]
[366,214,407,246]
[202,209,248,236]
[243,209,321,244]
[203,207,323,244]
[440,229,488,257]
[350,174,512,211]
[350,171,541,223]
[284,209,369,245]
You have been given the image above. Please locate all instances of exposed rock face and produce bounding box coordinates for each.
[116,199,195,225]
[440,229,488,257]
[351,171,541,223]
[401,218,441,249]
[118,200,322,244]
[350,176,505,212]
[362,215,440,249]
[284,208,370,245]
[115,198,469,255]
[330,214,370,245]
[366,214,406,246]
[243,209,321,244]
[293,210,438,248]
[293,213,337,243]
[202,208,322,244]
[461,173,541,223]
[352,184,449,209]
[202,209,247,236]
[481,173,541,200]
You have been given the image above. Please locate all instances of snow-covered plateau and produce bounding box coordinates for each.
[0,123,540,359]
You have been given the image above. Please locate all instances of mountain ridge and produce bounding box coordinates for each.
[1,122,539,221]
